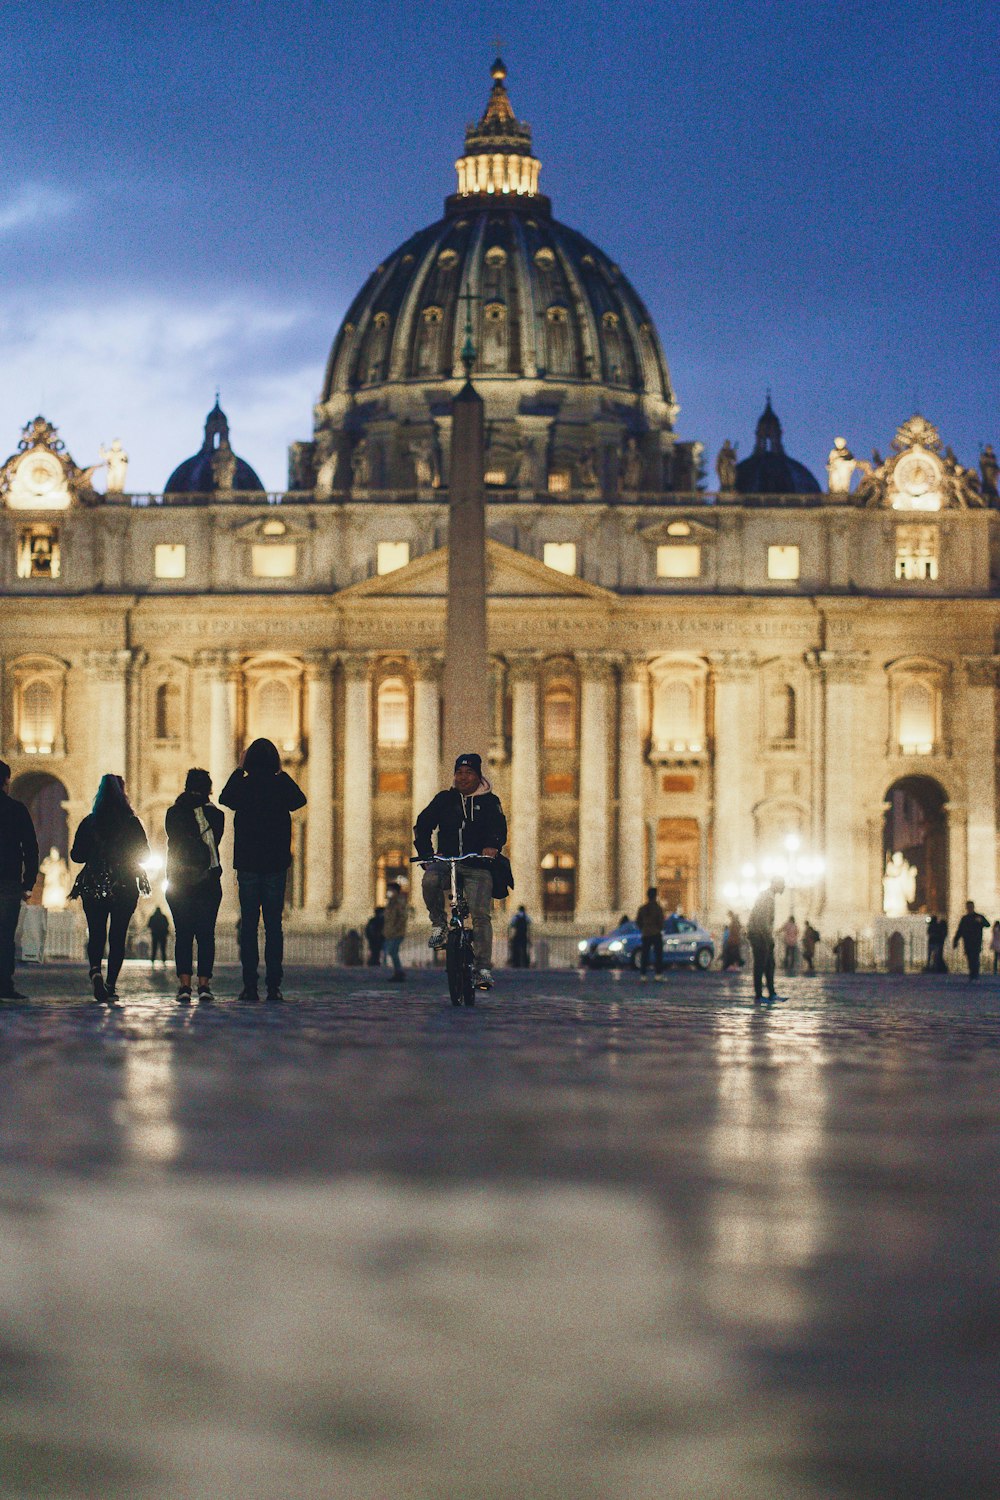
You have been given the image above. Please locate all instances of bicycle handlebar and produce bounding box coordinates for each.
[410,852,490,863]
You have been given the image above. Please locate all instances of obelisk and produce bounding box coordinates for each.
[442,301,490,775]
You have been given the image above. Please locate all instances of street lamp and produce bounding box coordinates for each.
[721,839,825,915]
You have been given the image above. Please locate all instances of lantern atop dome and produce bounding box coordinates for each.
[454,57,542,201]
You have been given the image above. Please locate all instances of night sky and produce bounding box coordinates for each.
[3,0,997,491]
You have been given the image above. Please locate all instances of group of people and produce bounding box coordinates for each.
[0,744,509,1003]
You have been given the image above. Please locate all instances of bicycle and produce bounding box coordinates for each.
[413,853,484,1007]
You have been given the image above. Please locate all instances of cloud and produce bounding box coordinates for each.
[0,289,333,490]
[0,184,79,236]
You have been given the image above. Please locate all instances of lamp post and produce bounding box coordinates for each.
[722,838,825,917]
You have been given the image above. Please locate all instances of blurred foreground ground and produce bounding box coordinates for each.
[0,962,998,1498]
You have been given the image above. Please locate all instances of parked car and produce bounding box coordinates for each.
[577,917,638,966]
[579,914,715,971]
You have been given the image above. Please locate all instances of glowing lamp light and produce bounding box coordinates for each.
[741,862,756,881]
[141,852,164,876]
[784,833,802,854]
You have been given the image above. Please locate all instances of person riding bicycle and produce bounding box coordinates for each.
[414,752,507,990]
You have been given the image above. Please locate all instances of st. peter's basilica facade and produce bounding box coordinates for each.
[2,61,998,938]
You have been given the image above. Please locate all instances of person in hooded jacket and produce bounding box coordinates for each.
[219,738,306,1002]
[413,752,507,990]
[70,774,150,1003]
[165,768,224,1004]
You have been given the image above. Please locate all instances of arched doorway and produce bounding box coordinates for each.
[883,776,948,914]
[10,772,69,861]
[656,817,700,915]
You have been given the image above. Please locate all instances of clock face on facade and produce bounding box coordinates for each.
[892,449,943,511]
[6,448,71,510]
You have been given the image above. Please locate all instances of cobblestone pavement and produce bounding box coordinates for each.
[0,961,998,1498]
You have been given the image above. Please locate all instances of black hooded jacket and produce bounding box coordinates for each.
[219,739,306,873]
[0,790,39,890]
[413,786,507,863]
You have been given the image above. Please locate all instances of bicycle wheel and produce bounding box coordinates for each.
[446,929,476,1006]
[446,929,467,1005]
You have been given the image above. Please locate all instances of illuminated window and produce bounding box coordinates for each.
[543,542,577,575]
[666,521,691,536]
[154,543,186,579]
[484,467,508,486]
[652,675,703,755]
[657,544,700,579]
[21,680,56,753]
[377,541,410,575]
[767,545,800,580]
[895,525,938,581]
[154,683,181,741]
[377,678,409,746]
[541,851,576,917]
[898,682,934,754]
[17,525,60,580]
[547,470,571,496]
[255,679,295,751]
[543,683,575,747]
[252,544,297,578]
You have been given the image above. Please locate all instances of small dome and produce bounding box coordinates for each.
[165,399,264,494]
[735,397,820,495]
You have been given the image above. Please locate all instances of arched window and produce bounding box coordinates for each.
[543,682,575,747]
[154,682,181,741]
[541,851,576,918]
[653,678,697,751]
[767,683,796,744]
[898,682,934,753]
[255,679,294,750]
[20,680,55,753]
[377,678,409,747]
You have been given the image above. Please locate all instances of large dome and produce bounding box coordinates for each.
[296,61,697,498]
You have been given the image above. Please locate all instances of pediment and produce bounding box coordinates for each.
[638,516,716,543]
[336,539,616,602]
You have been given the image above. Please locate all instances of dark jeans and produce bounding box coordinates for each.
[168,878,222,979]
[963,944,982,980]
[150,934,167,963]
[237,870,286,991]
[83,894,138,987]
[510,935,530,967]
[750,937,776,999]
[384,936,403,975]
[640,933,663,974]
[0,881,23,991]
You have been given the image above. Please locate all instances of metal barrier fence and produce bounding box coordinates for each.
[19,913,938,975]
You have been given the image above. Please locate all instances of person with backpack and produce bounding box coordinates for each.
[165,768,224,1004]
[70,775,150,1003]
[219,738,306,1002]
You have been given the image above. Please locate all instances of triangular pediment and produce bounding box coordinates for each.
[336,539,616,602]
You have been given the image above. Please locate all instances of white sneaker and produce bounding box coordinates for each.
[428,926,447,950]
[475,967,494,990]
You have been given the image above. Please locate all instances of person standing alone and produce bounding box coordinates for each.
[953,901,989,981]
[382,881,409,981]
[635,887,665,981]
[70,775,150,1003]
[0,762,39,1000]
[220,738,306,1003]
[747,879,785,1002]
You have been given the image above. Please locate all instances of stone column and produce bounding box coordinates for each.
[963,656,998,915]
[709,652,758,916]
[820,651,870,933]
[304,652,336,921]
[340,654,373,924]
[125,649,147,807]
[576,653,613,923]
[197,651,239,919]
[509,654,541,919]
[617,658,647,915]
[947,803,968,931]
[84,649,131,783]
[411,653,443,835]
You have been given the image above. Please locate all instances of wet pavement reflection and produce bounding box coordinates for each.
[0,963,997,1497]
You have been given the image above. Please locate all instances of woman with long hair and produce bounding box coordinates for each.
[70,774,150,1002]
[165,768,224,1004]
